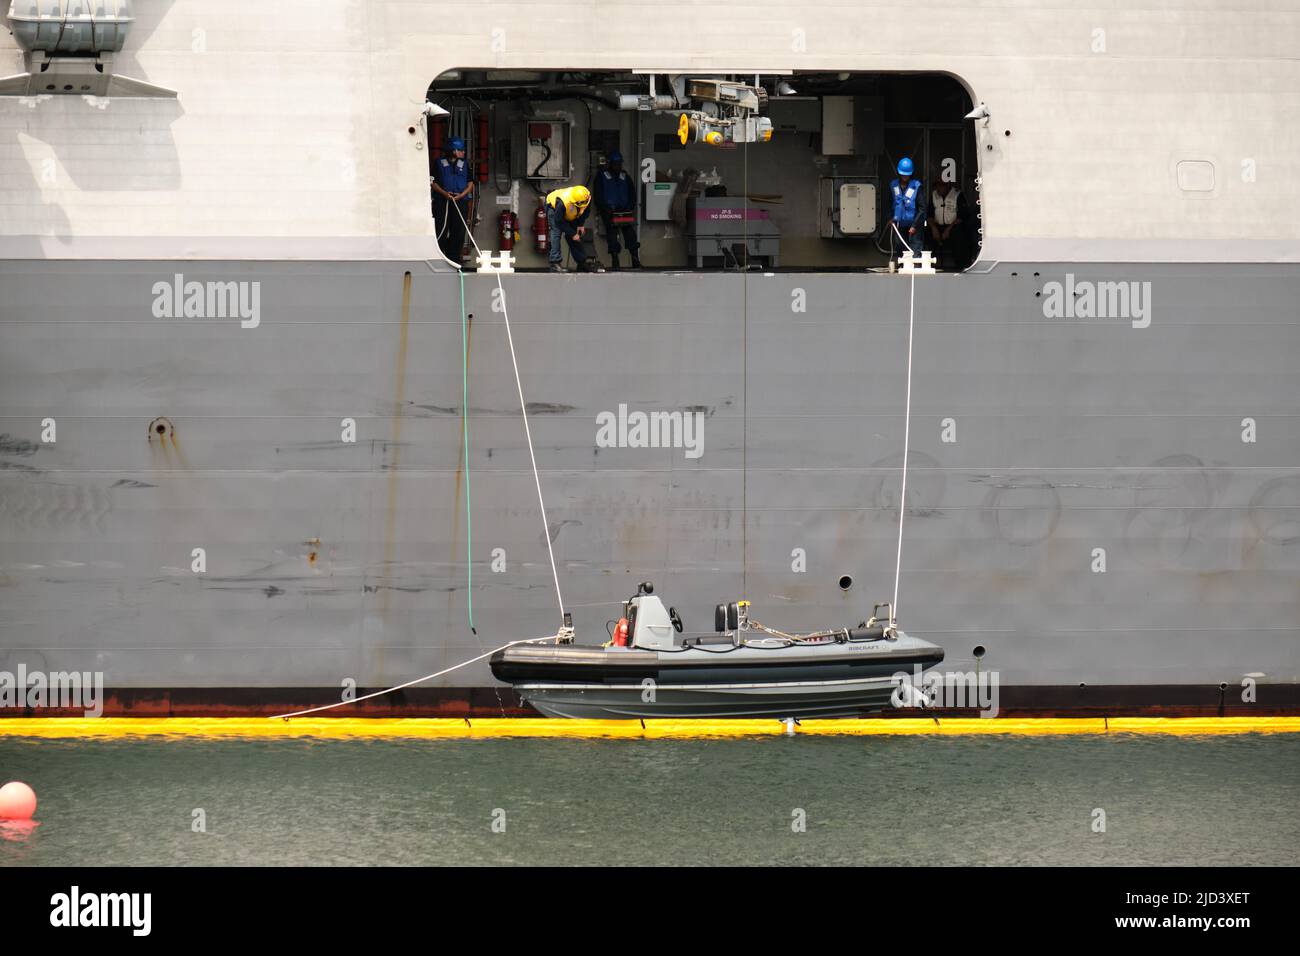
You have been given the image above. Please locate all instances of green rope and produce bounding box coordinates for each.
[459,269,475,634]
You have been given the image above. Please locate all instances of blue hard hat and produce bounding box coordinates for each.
[608,149,623,164]
[447,137,466,152]
[897,157,914,176]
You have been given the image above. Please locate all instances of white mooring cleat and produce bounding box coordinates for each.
[476,250,516,274]
[897,249,936,275]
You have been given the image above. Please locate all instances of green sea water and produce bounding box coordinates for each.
[1,733,1297,866]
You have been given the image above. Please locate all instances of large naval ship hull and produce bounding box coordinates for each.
[2,259,1297,716]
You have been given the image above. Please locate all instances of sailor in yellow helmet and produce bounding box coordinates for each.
[544,185,603,273]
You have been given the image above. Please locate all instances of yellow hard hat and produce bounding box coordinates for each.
[571,186,591,206]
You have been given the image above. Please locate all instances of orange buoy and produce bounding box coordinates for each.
[0,781,36,820]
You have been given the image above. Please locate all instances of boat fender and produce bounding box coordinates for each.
[613,617,629,647]
[847,624,887,641]
[714,604,727,632]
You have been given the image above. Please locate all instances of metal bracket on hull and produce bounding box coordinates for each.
[0,51,177,97]
[1,1,177,98]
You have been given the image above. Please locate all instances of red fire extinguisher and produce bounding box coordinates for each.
[498,210,518,251]
[533,200,549,253]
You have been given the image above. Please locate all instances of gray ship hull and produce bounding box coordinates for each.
[1,259,1297,715]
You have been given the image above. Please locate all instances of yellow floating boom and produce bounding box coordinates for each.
[1,717,1298,740]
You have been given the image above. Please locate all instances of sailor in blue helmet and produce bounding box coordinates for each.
[431,137,472,265]
[593,149,641,270]
[889,156,925,257]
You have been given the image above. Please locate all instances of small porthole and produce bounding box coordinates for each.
[972,645,986,660]
[838,575,853,591]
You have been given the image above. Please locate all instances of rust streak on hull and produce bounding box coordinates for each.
[448,309,473,622]
[374,270,415,678]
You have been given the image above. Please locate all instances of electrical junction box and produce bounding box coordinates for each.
[511,119,571,181]
[766,97,821,134]
[819,96,883,156]
[821,97,854,154]
[819,178,877,238]
[644,181,678,221]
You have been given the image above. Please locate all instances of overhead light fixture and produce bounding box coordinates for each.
[776,81,797,96]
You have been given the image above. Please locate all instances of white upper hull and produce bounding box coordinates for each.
[0,1,1297,262]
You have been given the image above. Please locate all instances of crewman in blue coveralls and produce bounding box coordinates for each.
[593,150,641,270]
[889,156,925,258]
[431,137,472,265]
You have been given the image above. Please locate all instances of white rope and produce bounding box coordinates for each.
[272,194,569,724]
[890,222,917,626]
[447,197,567,625]
[269,635,559,720]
